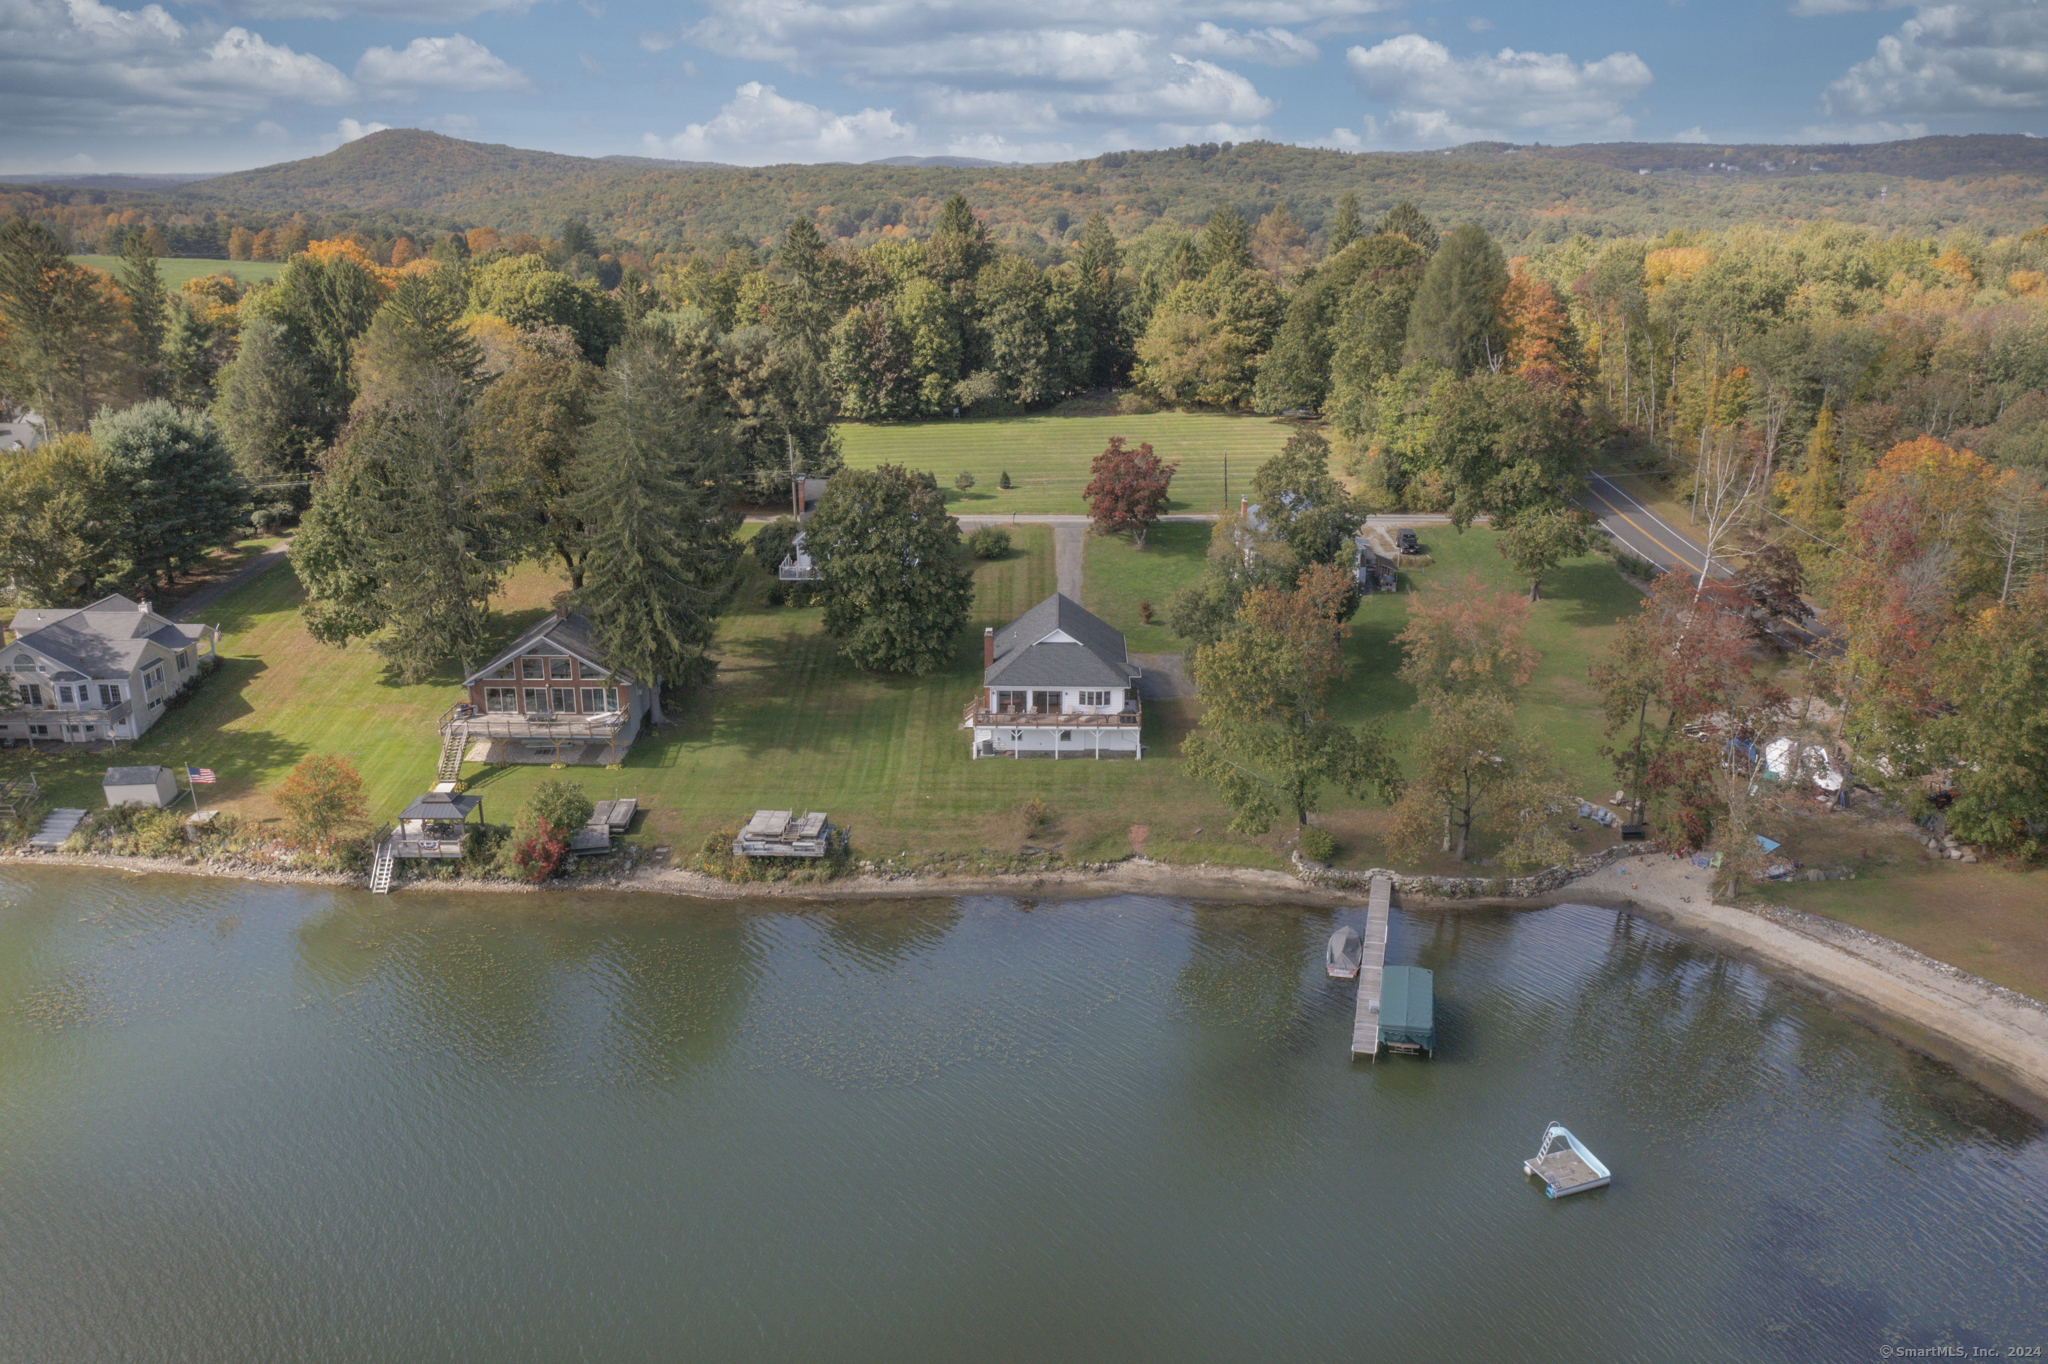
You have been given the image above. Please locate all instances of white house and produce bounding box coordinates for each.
[778,531,822,582]
[963,593,1143,759]
[2,595,219,746]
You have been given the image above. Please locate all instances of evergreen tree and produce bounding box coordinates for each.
[1376,201,1440,254]
[570,342,744,721]
[805,464,974,674]
[1327,191,1363,255]
[118,234,169,399]
[352,273,482,410]
[91,400,248,589]
[212,315,324,513]
[471,328,603,583]
[0,218,134,434]
[1199,207,1255,274]
[291,372,514,680]
[1404,223,1509,375]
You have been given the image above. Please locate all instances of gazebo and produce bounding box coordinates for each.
[393,791,484,859]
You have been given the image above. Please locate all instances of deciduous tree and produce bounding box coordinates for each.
[273,754,369,853]
[1495,504,1595,601]
[1394,572,1539,700]
[804,463,974,675]
[1389,690,1568,866]
[1083,436,1177,547]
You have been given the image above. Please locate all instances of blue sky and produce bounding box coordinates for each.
[5,0,2047,174]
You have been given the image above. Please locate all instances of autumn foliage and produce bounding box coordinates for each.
[272,753,370,853]
[1083,437,1178,547]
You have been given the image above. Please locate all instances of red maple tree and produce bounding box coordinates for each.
[1083,437,1178,548]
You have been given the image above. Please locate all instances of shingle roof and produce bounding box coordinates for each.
[984,593,1137,689]
[9,598,205,680]
[463,611,639,686]
[399,792,483,821]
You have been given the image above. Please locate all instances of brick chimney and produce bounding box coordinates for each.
[983,627,995,668]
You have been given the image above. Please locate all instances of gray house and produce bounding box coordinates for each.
[963,593,1143,759]
[2,595,219,746]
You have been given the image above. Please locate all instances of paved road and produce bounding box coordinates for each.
[1582,471,1718,580]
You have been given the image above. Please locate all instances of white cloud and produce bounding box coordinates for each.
[1790,0,1871,14]
[1798,118,1930,141]
[254,119,292,142]
[1672,124,1709,142]
[643,81,917,163]
[577,0,604,15]
[0,0,353,136]
[334,117,391,143]
[355,35,530,94]
[1824,3,2048,118]
[1466,16,1493,31]
[1176,22,1319,65]
[579,52,605,75]
[1345,34,1653,143]
[1311,121,1378,148]
[203,0,533,20]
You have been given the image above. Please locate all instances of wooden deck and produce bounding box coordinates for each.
[1526,1150,1604,1195]
[1349,875,1392,1061]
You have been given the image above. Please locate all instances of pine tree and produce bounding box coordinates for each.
[1404,223,1509,375]
[570,342,744,721]
[1327,192,1363,255]
[119,234,169,399]
[91,400,248,589]
[1199,207,1254,274]
[1376,201,1440,254]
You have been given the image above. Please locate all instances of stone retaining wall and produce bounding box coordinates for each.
[1292,840,1665,899]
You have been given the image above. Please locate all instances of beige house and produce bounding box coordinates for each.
[2,595,219,745]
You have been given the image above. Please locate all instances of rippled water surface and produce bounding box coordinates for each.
[1,867,2044,1361]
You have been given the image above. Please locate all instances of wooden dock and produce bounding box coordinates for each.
[1350,875,1392,1061]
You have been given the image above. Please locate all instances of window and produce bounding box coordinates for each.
[1031,691,1060,713]
[175,651,190,673]
[485,687,517,713]
[58,685,74,705]
[521,657,545,680]
[549,657,573,679]
[99,684,120,706]
[551,687,576,713]
[142,663,164,693]
[1077,690,1110,708]
[9,652,32,671]
[523,688,549,713]
[993,690,1027,714]
[17,684,41,708]
[28,724,48,737]
[580,687,608,713]
[489,663,514,680]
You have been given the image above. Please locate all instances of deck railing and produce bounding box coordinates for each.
[438,701,626,740]
[961,699,1141,728]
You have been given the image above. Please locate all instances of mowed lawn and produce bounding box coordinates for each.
[837,411,1300,516]
[71,256,289,289]
[1084,519,1645,870]
[1,527,1292,870]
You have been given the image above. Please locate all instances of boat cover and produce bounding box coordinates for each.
[1379,966,1436,1050]
[1327,926,1362,971]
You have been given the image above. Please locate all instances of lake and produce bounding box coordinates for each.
[1,867,2043,1361]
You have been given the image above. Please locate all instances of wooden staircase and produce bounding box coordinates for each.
[369,834,397,894]
[435,725,467,783]
[28,808,87,851]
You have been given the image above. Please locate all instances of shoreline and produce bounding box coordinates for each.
[8,847,2045,1119]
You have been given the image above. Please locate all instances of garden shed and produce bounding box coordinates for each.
[102,766,179,809]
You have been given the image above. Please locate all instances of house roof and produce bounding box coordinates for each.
[103,766,171,786]
[399,791,483,821]
[984,593,1137,689]
[8,596,208,680]
[462,611,639,687]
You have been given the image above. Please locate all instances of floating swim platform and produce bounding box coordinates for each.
[1523,1123,1611,1198]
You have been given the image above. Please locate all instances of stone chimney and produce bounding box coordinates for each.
[1239,495,1248,517]
[983,627,995,668]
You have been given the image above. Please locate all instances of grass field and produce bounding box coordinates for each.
[70,256,288,289]
[0,528,1294,872]
[1082,522,1219,654]
[838,411,1300,516]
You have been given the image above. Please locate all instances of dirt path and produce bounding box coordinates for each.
[1555,854,2048,1118]
[174,539,292,623]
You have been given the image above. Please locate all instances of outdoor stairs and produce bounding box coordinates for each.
[435,726,467,783]
[27,808,87,851]
[369,837,397,894]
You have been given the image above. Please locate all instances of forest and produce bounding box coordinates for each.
[2,163,2045,860]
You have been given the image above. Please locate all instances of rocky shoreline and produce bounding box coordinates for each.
[7,842,2045,1119]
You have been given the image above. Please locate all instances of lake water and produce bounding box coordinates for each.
[0,867,2043,1362]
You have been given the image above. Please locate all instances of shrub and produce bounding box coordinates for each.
[1298,826,1338,862]
[966,525,1011,559]
[752,516,802,573]
[1139,598,1154,624]
[1020,797,1053,835]
[512,829,569,883]
[998,470,1012,489]
[526,780,593,839]
[955,471,976,492]
[766,581,788,606]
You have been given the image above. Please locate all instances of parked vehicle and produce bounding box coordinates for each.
[1395,528,1422,555]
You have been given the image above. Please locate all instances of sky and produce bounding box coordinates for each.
[5,0,2048,175]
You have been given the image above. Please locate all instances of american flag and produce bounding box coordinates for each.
[186,765,217,785]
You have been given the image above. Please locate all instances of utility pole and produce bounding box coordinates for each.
[1222,452,1228,513]
[788,432,802,521]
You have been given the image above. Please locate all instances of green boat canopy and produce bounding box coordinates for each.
[1379,966,1437,1053]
